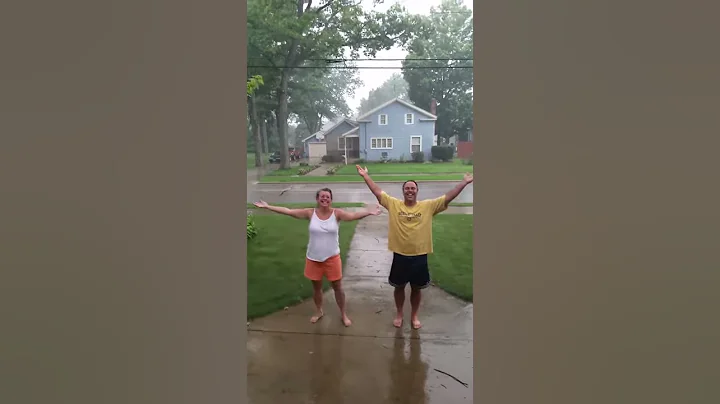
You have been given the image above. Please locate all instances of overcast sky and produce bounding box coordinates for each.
[346,0,473,113]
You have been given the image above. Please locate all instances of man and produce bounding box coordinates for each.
[356,165,473,329]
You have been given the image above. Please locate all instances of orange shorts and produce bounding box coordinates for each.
[304,254,342,282]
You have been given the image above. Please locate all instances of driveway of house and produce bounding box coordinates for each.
[247,212,474,404]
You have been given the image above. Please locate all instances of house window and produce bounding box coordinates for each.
[411,136,422,154]
[338,137,353,150]
[405,113,414,125]
[378,114,388,125]
[370,137,393,150]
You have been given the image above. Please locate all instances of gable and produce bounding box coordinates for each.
[356,98,437,121]
[323,121,356,138]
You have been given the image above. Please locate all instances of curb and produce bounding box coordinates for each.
[257,180,463,185]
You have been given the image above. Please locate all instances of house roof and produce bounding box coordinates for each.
[338,127,359,138]
[301,132,322,143]
[301,117,357,143]
[355,98,438,121]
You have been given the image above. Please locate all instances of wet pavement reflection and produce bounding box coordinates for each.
[247,214,473,403]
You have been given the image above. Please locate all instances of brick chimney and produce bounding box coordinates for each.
[430,98,437,115]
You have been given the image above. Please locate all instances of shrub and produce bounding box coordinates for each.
[411,151,425,162]
[247,214,258,240]
[463,153,473,165]
[356,158,366,164]
[299,162,309,166]
[321,154,343,163]
[431,145,454,162]
[326,165,341,175]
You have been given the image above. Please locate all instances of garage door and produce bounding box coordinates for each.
[308,142,327,165]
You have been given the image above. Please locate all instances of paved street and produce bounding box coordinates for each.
[247,181,474,205]
[247,213,473,404]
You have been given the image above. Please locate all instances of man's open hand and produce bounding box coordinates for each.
[356,165,369,177]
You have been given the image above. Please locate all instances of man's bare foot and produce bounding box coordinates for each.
[411,317,422,330]
[341,314,352,327]
[310,310,324,323]
[393,315,403,328]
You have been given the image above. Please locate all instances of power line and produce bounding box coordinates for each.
[247,65,472,69]
[247,57,473,62]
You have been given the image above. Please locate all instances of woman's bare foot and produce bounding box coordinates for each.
[411,317,422,330]
[341,314,352,327]
[393,314,403,328]
[310,310,324,323]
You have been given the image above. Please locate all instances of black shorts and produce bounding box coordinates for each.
[388,253,430,289]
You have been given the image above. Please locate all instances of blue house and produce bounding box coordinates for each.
[349,98,437,162]
[301,98,438,163]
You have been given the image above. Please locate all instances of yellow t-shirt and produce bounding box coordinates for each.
[380,191,448,256]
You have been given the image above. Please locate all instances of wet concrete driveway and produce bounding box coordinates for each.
[247,213,473,403]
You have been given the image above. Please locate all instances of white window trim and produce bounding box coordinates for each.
[410,135,422,154]
[378,114,388,125]
[370,137,394,150]
[405,113,414,125]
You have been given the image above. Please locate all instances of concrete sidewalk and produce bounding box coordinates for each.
[247,213,473,404]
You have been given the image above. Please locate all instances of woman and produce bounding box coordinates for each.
[253,188,381,327]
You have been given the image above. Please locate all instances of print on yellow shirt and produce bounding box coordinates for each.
[379,192,448,256]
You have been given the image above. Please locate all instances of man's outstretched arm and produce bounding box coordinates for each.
[443,172,474,207]
[356,165,383,204]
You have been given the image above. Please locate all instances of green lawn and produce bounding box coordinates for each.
[428,214,473,301]
[259,174,464,183]
[246,202,365,209]
[261,167,300,176]
[247,153,269,169]
[247,214,359,319]
[335,160,469,175]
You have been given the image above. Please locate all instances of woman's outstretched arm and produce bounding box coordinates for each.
[252,200,312,219]
[335,204,382,222]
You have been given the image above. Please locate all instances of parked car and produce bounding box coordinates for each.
[268,151,281,163]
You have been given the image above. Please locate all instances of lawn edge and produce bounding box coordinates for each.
[246,220,360,320]
[428,213,474,301]
[258,179,463,184]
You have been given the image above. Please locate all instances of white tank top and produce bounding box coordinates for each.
[306,209,340,262]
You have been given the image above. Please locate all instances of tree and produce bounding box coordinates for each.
[402,0,473,143]
[247,0,419,168]
[289,67,361,134]
[247,75,265,167]
[357,73,409,115]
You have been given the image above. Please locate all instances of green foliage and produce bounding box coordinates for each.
[326,165,341,175]
[297,164,320,175]
[247,0,420,168]
[357,73,410,115]
[289,68,361,134]
[411,151,425,162]
[402,0,473,143]
[431,145,455,161]
[321,154,343,163]
[247,75,264,96]
[247,214,259,240]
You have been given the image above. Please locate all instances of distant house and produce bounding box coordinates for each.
[301,118,359,164]
[302,98,438,163]
[339,98,438,162]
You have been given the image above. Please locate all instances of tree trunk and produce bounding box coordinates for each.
[276,72,292,169]
[260,119,268,154]
[248,95,263,168]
